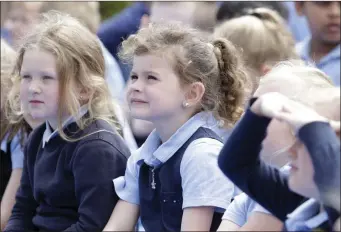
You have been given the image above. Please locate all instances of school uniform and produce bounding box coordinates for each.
[222,166,290,227]
[218,98,340,231]
[0,133,25,199]
[4,106,130,232]
[285,198,339,232]
[296,38,340,86]
[222,192,270,227]
[114,111,235,232]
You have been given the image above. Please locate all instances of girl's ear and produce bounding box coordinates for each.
[184,82,205,107]
[78,87,91,103]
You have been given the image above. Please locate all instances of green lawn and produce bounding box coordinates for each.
[99,1,132,21]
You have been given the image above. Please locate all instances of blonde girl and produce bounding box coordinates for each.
[4,11,130,232]
[214,7,299,94]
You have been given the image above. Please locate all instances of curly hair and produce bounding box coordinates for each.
[119,22,248,128]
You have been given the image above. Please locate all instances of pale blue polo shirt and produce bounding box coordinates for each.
[296,38,340,86]
[1,133,24,169]
[114,111,236,212]
[285,198,329,231]
[222,165,291,226]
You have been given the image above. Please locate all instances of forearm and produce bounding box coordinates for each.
[298,122,341,211]
[181,207,214,231]
[1,169,22,230]
[218,100,304,220]
[103,200,139,231]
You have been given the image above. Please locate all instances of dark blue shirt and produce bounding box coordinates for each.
[5,119,130,232]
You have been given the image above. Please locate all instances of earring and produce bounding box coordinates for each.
[182,101,189,108]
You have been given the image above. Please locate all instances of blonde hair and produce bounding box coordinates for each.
[6,11,120,142]
[0,39,31,145]
[214,8,298,92]
[1,39,16,107]
[119,22,248,128]
[40,2,100,34]
[313,86,340,122]
[259,60,334,107]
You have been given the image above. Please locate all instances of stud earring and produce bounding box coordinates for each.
[182,101,189,108]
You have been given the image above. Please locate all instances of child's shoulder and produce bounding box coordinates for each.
[75,119,130,158]
[26,122,47,148]
[181,128,224,166]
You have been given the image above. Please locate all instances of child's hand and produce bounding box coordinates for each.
[273,98,337,132]
[250,92,290,118]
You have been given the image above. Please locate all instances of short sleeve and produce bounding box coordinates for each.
[113,150,140,205]
[10,134,25,169]
[252,202,271,214]
[180,138,235,210]
[222,194,249,226]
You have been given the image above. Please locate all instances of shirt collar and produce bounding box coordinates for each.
[298,37,340,64]
[42,105,88,148]
[0,133,9,152]
[137,111,219,166]
[286,198,328,230]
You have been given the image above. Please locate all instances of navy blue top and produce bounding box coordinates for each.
[4,119,130,232]
[218,98,340,230]
[97,2,149,58]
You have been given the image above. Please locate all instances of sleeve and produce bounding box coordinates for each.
[97,3,148,58]
[62,139,127,232]
[180,138,234,211]
[298,121,340,210]
[4,141,38,231]
[252,203,271,214]
[217,98,305,221]
[10,134,24,169]
[113,150,140,205]
[222,194,249,227]
[101,43,125,101]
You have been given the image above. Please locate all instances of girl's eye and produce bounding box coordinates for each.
[147,75,157,80]
[22,75,31,79]
[42,75,53,80]
[130,75,138,80]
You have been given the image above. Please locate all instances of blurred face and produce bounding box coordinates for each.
[255,79,297,168]
[150,2,196,26]
[296,2,340,45]
[4,4,41,48]
[20,49,60,127]
[126,54,186,122]
[260,120,295,168]
[287,141,319,199]
[255,76,320,199]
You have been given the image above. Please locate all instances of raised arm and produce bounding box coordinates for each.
[218,98,304,221]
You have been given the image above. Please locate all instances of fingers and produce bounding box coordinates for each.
[273,111,293,123]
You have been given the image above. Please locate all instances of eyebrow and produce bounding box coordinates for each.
[131,70,160,76]
[20,71,57,78]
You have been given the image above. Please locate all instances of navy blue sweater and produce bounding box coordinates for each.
[218,98,340,229]
[4,119,130,232]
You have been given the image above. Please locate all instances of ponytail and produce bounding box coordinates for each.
[212,38,248,127]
